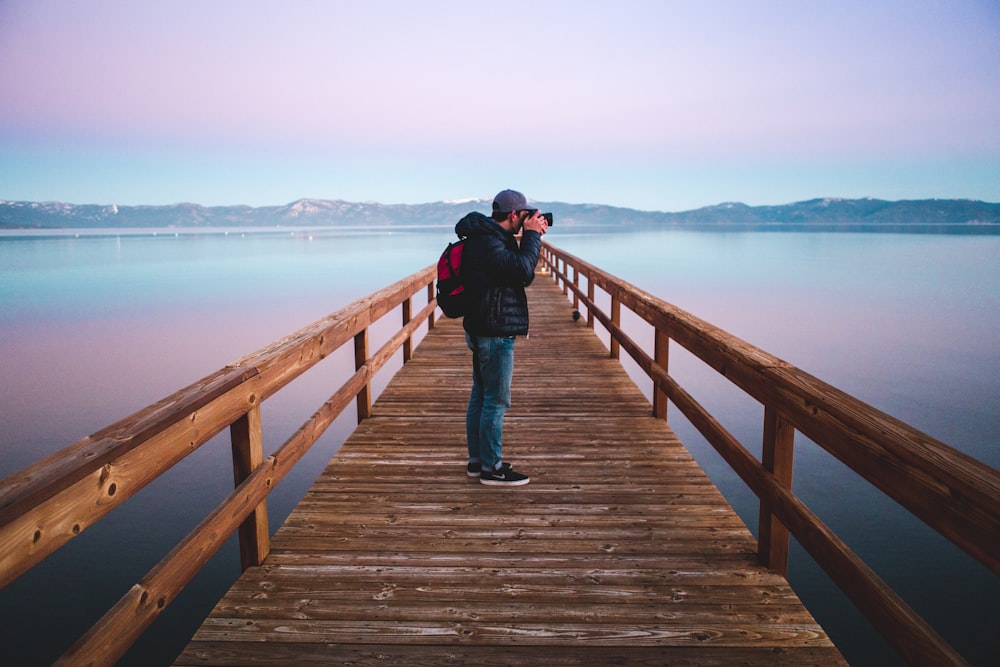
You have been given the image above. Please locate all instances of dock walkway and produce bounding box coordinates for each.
[175,276,846,665]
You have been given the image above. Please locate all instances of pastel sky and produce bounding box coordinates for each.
[1,0,998,211]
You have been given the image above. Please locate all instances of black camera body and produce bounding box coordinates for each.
[542,212,553,226]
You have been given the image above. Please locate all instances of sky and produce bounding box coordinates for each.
[1,0,998,212]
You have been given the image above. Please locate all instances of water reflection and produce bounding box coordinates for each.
[1,227,997,665]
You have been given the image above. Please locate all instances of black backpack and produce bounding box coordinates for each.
[435,237,471,318]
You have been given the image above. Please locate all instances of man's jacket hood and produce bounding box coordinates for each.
[455,211,498,239]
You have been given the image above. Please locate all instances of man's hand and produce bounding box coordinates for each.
[523,211,548,235]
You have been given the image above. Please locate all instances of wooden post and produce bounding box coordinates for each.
[354,328,371,421]
[758,406,795,575]
[427,283,436,329]
[572,267,580,312]
[587,280,595,329]
[402,297,412,363]
[229,404,269,570]
[610,295,621,359]
[653,327,669,421]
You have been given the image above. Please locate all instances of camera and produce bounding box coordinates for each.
[542,212,553,226]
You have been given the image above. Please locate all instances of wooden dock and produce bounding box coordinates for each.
[174,276,846,666]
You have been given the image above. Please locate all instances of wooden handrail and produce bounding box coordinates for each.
[0,264,438,666]
[540,242,999,667]
[4,243,997,666]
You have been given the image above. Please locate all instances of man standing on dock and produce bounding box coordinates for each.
[457,189,548,486]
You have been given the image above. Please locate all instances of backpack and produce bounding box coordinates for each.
[435,237,471,318]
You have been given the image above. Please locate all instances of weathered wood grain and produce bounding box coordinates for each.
[544,243,999,579]
[175,277,845,666]
[542,245,987,665]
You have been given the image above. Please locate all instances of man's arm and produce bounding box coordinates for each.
[482,230,539,284]
[486,212,548,284]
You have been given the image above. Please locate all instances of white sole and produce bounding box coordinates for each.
[479,477,530,486]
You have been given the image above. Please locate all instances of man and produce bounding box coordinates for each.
[456,189,548,486]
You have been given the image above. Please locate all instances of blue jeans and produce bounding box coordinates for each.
[466,333,515,471]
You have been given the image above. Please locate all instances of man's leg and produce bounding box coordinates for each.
[474,336,515,471]
[465,333,483,474]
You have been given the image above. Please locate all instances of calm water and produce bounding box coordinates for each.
[1,225,997,665]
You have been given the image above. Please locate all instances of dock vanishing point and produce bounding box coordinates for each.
[174,274,845,666]
[2,242,996,665]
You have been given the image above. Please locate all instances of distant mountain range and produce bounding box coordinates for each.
[1,197,998,230]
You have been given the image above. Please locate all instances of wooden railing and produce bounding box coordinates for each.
[540,242,999,667]
[4,245,998,666]
[0,266,438,666]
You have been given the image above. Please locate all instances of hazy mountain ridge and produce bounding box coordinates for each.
[1,197,998,229]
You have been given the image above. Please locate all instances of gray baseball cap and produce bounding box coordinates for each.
[492,189,534,215]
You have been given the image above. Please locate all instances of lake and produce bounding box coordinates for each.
[1,224,997,665]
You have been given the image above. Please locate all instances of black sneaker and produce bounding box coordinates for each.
[468,461,510,477]
[480,463,529,486]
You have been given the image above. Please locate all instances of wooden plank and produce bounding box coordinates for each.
[175,643,841,667]
[175,276,846,666]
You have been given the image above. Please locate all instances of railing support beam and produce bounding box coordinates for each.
[758,406,794,575]
[610,296,621,359]
[402,297,413,363]
[427,283,436,329]
[587,280,595,329]
[354,329,372,421]
[653,327,669,421]
[230,404,270,570]
[572,267,580,313]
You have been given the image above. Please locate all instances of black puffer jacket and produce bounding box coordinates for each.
[455,212,542,337]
